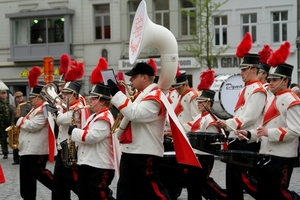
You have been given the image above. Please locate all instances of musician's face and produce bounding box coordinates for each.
[129,74,146,91]
[240,67,256,82]
[197,101,210,112]
[268,78,288,94]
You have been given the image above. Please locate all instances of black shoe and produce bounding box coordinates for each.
[12,161,19,165]
[3,155,8,159]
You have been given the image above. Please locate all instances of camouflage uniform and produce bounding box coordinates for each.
[0,98,15,157]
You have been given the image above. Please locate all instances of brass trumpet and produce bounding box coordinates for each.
[111,81,137,133]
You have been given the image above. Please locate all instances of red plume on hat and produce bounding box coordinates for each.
[28,66,42,88]
[65,60,84,82]
[236,32,252,58]
[90,57,108,85]
[147,58,157,76]
[175,62,181,78]
[197,69,215,91]
[116,71,126,94]
[267,42,290,67]
[59,54,70,75]
[258,45,273,64]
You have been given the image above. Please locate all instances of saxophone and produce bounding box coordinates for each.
[60,106,90,168]
[6,101,28,149]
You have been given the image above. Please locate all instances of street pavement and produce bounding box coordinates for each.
[1,150,300,200]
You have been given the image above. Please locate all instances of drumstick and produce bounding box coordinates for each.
[203,105,249,141]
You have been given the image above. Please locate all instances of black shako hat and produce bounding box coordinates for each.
[125,62,155,77]
[172,70,187,88]
[29,85,44,97]
[89,83,110,100]
[240,53,260,69]
[268,63,293,80]
[258,63,271,74]
[196,89,215,103]
[62,81,82,94]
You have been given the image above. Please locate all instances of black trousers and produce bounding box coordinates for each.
[20,155,53,200]
[0,132,8,156]
[226,139,260,200]
[257,155,299,200]
[117,153,171,200]
[13,148,20,162]
[77,164,115,200]
[52,150,78,200]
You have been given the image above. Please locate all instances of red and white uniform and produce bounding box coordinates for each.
[226,79,267,136]
[111,83,167,157]
[17,102,54,156]
[71,108,115,169]
[249,89,300,157]
[191,111,219,133]
[167,88,179,109]
[174,88,199,132]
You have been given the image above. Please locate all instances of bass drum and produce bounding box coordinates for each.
[210,74,243,119]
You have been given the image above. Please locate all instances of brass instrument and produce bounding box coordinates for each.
[60,105,90,168]
[111,81,137,133]
[40,83,68,109]
[6,101,29,149]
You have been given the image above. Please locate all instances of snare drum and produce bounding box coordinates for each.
[187,132,226,155]
[219,150,262,168]
[210,74,244,119]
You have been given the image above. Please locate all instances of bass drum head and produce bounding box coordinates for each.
[210,74,243,119]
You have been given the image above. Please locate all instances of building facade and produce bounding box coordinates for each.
[0,0,297,97]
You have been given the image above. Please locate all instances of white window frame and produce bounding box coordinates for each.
[180,1,196,36]
[94,4,110,40]
[241,13,257,43]
[214,16,228,46]
[272,11,288,43]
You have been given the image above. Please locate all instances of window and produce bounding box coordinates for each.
[272,11,288,43]
[154,0,170,30]
[94,4,110,40]
[214,16,227,45]
[242,14,257,43]
[128,0,140,33]
[180,0,196,36]
[6,9,74,62]
[12,17,65,45]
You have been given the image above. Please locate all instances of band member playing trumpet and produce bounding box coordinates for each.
[68,60,117,200]
[107,62,171,200]
[17,66,54,200]
[52,61,89,200]
[236,42,300,200]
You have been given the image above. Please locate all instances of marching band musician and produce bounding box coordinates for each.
[257,44,273,98]
[12,91,31,165]
[171,69,199,132]
[107,62,171,200]
[236,42,300,200]
[216,32,267,200]
[189,70,227,200]
[68,83,116,200]
[16,66,54,200]
[52,60,89,200]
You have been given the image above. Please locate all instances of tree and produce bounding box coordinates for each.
[183,0,229,69]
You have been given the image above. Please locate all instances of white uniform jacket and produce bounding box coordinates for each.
[167,88,179,109]
[190,111,221,155]
[174,88,199,132]
[249,89,300,158]
[111,83,167,157]
[55,100,85,150]
[71,107,115,169]
[226,79,267,136]
[17,102,51,156]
